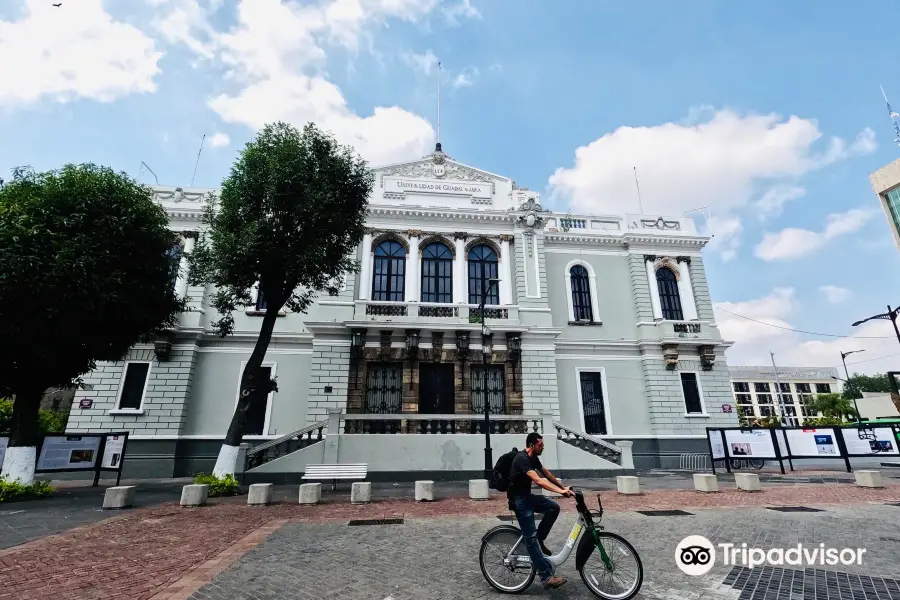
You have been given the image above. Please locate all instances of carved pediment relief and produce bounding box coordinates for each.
[378,160,497,188]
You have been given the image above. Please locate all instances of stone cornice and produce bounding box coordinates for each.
[367,206,515,223]
[544,232,708,248]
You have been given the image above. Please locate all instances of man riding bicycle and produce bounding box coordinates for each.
[508,432,573,590]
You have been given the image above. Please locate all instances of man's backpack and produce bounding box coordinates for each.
[490,447,519,491]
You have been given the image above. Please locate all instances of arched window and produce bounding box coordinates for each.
[166,242,182,291]
[570,265,593,321]
[656,267,683,320]
[467,244,499,305]
[372,240,406,301]
[420,243,453,303]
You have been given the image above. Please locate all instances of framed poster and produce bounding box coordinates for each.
[36,435,102,470]
[785,428,838,456]
[708,431,725,459]
[723,429,777,458]
[0,437,7,470]
[101,434,126,468]
[841,428,899,455]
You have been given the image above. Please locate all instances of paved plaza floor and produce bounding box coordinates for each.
[2,469,900,599]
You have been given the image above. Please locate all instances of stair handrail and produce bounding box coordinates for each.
[246,420,328,457]
[553,421,622,454]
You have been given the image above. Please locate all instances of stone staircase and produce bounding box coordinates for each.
[245,421,327,470]
[553,422,623,464]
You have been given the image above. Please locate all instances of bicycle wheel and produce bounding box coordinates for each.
[729,459,744,470]
[578,532,643,600]
[749,459,765,469]
[479,525,535,593]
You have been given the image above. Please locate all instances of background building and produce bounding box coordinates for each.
[729,366,842,426]
[868,158,900,250]
[65,144,739,477]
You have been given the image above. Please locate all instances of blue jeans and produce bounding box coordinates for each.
[511,493,561,583]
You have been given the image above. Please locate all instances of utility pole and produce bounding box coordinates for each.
[770,352,789,425]
[839,349,865,421]
[852,305,900,345]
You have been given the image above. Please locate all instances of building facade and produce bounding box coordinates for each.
[728,366,842,426]
[869,158,900,251]
[65,144,738,478]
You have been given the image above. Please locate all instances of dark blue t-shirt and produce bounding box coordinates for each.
[508,450,543,498]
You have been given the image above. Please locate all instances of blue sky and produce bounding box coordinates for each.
[2,0,900,374]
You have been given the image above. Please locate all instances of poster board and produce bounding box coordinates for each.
[708,430,725,459]
[37,435,102,470]
[723,429,777,458]
[774,429,788,457]
[0,437,7,470]
[784,428,839,457]
[101,434,126,468]
[841,427,899,455]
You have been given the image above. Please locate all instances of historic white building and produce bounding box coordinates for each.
[66,144,738,479]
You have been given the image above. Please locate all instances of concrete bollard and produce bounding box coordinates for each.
[855,470,884,488]
[247,483,274,506]
[351,482,372,504]
[469,479,490,500]
[415,480,435,502]
[616,476,640,495]
[735,472,761,492]
[693,473,719,493]
[103,486,135,509]
[299,483,321,504]
[180,484,209,507]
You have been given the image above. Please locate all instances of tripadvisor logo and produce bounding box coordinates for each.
[675,536,867,575]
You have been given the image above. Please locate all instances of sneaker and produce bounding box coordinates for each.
[539,541,552,556]
[543,576,567,589]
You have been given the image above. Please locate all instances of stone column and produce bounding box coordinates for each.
[499,235,513,305]
[359,231,373,300]
[406,231,421,302]
[454,232,467,304]
[645,257,662,319]
[677,258,698,320]
[175,232,196,300]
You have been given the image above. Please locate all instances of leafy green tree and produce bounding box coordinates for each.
[188,122,372,476]
[0,165,183,483]
[842,373,891,400]
[809,393,857,421]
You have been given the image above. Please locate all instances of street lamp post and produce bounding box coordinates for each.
[852,305,900,345]
[480,277,500,480]
[837,349,865,421]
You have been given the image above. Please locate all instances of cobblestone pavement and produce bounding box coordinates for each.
[2,481,900,599]
[188,504,900,600]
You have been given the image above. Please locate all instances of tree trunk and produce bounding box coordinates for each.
[212,304,281,478]
[1,389,42,484]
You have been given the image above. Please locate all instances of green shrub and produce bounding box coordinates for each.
[0,399,70,434]
[801,416,845,426]
[193,472,242,497]
[0,477,53,503]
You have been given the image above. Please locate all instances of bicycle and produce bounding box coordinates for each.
[729,458,765,470]
[479,488,643,599]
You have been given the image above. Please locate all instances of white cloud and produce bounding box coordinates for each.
[756,185,806,219]
[401,49,438,75]
[754,208,877,261]
[715,288,899,375]
[443,0,481,24]
[704,215,743,261]
[548,108,878,260]
[209,132,230,147]
[452,66,478,88]
[154,0,478,165]
[820,285,852,304]
[0,0,162,108]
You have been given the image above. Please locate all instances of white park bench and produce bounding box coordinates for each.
[302,463,368,491]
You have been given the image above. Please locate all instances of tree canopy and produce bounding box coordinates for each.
[842,373,892,400]
[190,122,373,337]
[0,164,184,445]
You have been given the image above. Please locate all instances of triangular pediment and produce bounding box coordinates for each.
[372,145,511,186]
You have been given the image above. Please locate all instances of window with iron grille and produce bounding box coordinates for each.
[570,265,593,321]
[468,245,499,305]
[255,288,267,311]
[372,241,406,301]
[754,382,770,393]
[655,268,683,320]
[420,243,453,303]
[680,372,704,414]
[779,383,791,393]
[364,364,403,414]
[733,382,750,392]
[815,383,831,394]
[735,393,752,404]
[796,383,812,394]
[471,366,506,415]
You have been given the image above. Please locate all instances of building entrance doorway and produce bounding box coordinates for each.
[419,363,456,432]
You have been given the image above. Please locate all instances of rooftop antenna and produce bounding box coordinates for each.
[881,85,900,147]
[436,60,442,151]
[140,161,159,185]
[191,134,206,187]
[633,166,644,214]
